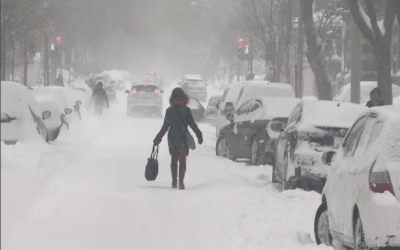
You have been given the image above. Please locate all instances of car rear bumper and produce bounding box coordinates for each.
[359,193,400,248]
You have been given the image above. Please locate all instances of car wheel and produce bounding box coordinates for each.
[250,137,263,166]
[314,202,333,246]
[283,153,295,190]
[354,212,367,250]
[216,137,227,157]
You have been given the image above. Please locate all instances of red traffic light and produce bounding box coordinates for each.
[238,38,246,48]
[56,36,62,45]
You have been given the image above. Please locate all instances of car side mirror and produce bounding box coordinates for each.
[76,100,82,106]
[322,151,336,165]
[271,122,284,132]
[64,108,73,114]
[160,90,164,93]
[226,114,234,122]
[42,111,51,120]
[125,90,130,94]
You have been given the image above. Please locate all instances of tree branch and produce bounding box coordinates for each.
[347,0,375,43]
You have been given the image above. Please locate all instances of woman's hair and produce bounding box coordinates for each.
[169,87,189,105]
[97,81,104,88]
[370,87,382,98]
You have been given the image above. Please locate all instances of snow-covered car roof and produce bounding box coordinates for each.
[257,97,302,120]
[236,82,295,108]
[301,100,368,128]
[31,86,74,109]
[184,74,202,81]
[334,81,400,104]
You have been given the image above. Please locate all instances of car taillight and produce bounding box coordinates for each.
[155,89,162,99]
[369,160,395,196]
[130,89,137,98]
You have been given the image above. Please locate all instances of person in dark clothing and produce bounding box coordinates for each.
[366,87,384,108]
[55,73,64,87]
[90,81,110,115]
[153,87,203,190]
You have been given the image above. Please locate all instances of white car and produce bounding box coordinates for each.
[1,81,51,144]
[334,81,400,105]
[36,99,72,141]
[216,81,295,139]
[315,106,400,249]
[273,101,368,192]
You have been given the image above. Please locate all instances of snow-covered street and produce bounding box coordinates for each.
[1,87,331,250]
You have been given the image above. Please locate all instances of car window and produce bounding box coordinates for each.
[235,87,245,107]
[249,100,261,113]
[236,100,252,116]
[287,105,301,126]
[342,116,368,157]
[353,117,377,158]
[132,85,157,93]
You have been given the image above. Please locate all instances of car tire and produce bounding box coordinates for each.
[250,137,263,166]
[314,202,333,246]
[283,153,295,190]
[354,211,367,250]
[216,137,227,157]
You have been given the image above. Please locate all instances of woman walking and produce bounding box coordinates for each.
[153,88,203,190]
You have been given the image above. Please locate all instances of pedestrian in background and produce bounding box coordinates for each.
[366,87,384,108]
[90,81,109,115]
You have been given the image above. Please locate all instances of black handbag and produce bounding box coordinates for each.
[145,145,159,181]
[172,109,196,150]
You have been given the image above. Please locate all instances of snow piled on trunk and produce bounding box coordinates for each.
[1,87,333,250]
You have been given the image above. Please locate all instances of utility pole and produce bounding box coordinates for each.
[350,17,361,104]
[1,3,7,81]
[23,29,28,86]
[296,0,304,98]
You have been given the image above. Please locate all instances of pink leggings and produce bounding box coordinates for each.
[171,155,186,165]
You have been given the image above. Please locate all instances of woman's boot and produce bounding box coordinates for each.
[178,163,186,190]
[171,164,178,188]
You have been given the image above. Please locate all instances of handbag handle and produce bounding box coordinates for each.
[150,145,159,159]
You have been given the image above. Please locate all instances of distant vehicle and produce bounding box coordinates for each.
[1,81,51,144]
[94,73,117,101]
[204,95,223,125]
[125,82,164,117]
[215,81,295,139]
[144,72,162,87]
[216,97,301,165]
[334,81,400,104]
[35,99,71,141]
[187,98,205,122]
[315,106,400,249]
[272,101,368,193]
[179,75,207,102]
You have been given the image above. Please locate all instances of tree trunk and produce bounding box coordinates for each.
[375,41,392,104]
[1,14,6,81]
[23,30,28,86]
[302,0,332,100]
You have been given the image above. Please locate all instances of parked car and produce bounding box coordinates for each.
[36,99,71,141]
[31,86,80,122]
[216,81,295,139]
[314,106,400,249]
[187,98,205,122]
[216,97,301,165]
[125,82,164,117]
[334,81,400,105]
[204,95,223,125]
[1,81,51,144]
[179,75,207,102]
[272,101,368,192]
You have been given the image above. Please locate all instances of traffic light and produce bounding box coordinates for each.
[56,36,62,52]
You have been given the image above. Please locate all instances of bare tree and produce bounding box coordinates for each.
[348,0,396,104]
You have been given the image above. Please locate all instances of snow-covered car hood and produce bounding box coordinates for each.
[301,100,368,128]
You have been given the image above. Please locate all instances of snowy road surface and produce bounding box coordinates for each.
[1,85,332,250]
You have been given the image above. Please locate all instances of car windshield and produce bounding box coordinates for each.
[185,80,204,87]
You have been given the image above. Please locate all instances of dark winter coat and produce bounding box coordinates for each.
[366,100,384,108]
[91,87,110,108]
[154,99,202,156]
